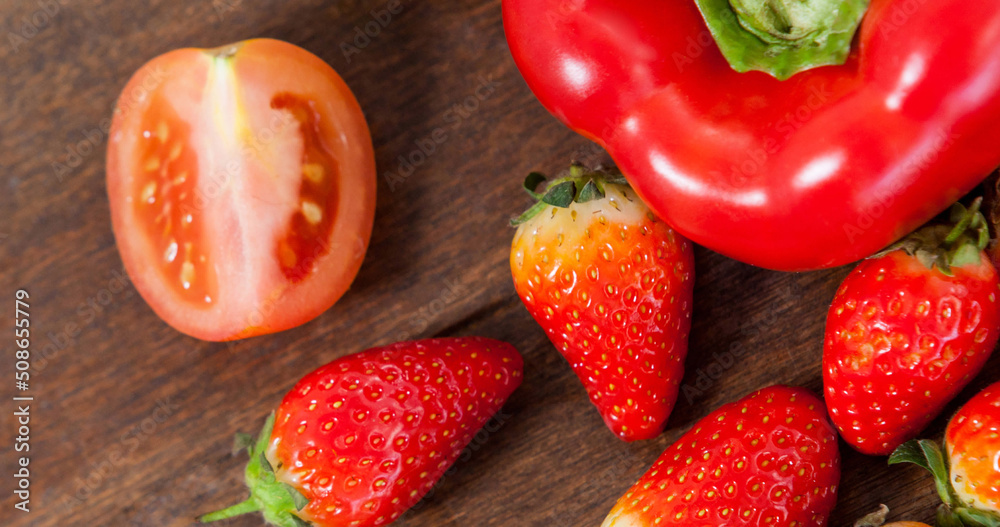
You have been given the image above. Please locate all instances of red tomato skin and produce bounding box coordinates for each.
[107,39,376,341]
[503,0,1000,270]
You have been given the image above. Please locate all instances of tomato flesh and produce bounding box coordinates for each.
[107,39,376,340]
[134,93,216,305]
[271,93,340,283]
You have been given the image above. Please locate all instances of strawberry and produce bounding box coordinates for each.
[890,380,1000,526]
[200,337,523,527]
[510,165,694,441]
[824,198,1000,456]
[601,385,841,527]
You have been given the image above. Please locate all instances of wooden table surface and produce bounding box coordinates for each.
[1,1,991,525]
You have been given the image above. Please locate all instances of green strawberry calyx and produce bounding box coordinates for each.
[889,439,1000,527]
[873,197,990,276]
[510,164,630,226]
[877,197,989,276]
[200,412,312,527]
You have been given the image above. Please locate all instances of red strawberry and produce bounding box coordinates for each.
[824,198,1000,455]
[510,165,694,441]
[890,380,1000,526]
[947,383,1000,514]
[200,337,523,527]
[601,385,841,527]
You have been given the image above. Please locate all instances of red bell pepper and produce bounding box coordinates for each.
[503,0,1000,270]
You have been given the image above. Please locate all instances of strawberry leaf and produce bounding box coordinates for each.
[232,432,254,455]
[949,201,971,228]
[889,439,957,507]
[522,172,547,199]
[512,164,634,225]
[541,181,577,207]
[510,200,549,226]
[200,412,311,527]
[282,483,309,511]
[577,179,605,203]
[603,173,629,186]
[260,451,275,476]
[956,507,1000,527]
[880,197,989,273]
[950,243,982,269]
[255,412,276,456]
[922,441,957,508]
[888,439,931,470]
[937,505,966,527]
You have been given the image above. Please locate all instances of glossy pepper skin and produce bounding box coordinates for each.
[503,0,1000,271]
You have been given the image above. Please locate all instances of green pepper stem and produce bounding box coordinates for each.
[693,0,870,79]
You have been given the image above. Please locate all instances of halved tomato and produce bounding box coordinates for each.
[106,39,376,341]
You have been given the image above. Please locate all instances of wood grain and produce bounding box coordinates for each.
[0,1,993,525]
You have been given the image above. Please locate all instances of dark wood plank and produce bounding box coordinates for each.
[0,1,990,526]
